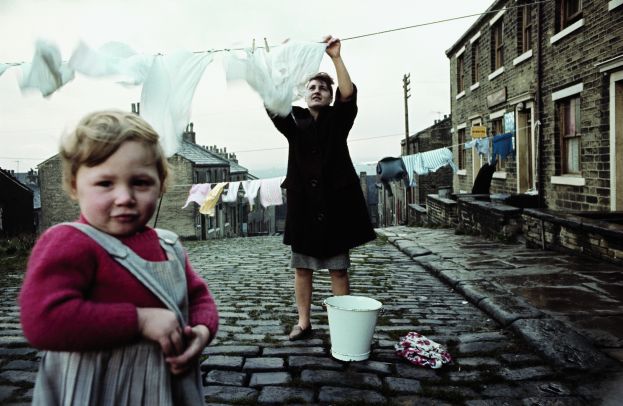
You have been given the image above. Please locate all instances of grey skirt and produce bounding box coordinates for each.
[32,340,203,406]
[290,251,350,271]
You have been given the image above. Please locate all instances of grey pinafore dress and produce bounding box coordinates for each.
[31,223,204,406]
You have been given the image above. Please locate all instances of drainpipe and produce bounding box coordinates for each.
[535,1,545,208]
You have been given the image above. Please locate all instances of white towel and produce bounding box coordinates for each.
[140,50,213,157]
[401,155,419,187]
[223,41,326,117]
[19,40,75,97]
[221,181,241,203]
[259,177,285,208]
[242,179,262,209]
[182,183,211,208]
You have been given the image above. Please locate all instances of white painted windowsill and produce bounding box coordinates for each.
[551,176,586,186]
[492,171,507,179]
[550,19,585,45]
[456,90,466,100]
[470,82,480,91]
[488,67,505,81]
[513,49,533,66]
[609,0,623,11]
[457,169,467,176]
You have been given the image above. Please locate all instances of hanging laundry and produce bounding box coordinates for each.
[0,63,9,77]
[182,183,211,208]
[199,182,228,216]
[400,154,419,187]
[464,138,491,163]
[376,157,408,197]
[242,179,262,209]
[221,181,241,203]
[259,177,285,208]
[69,41,155,86]
[140,50,213,157]
[223,40,326,117]
[394,331,452,369]
[19,40,75,97]
[409,148,458,176]
[492,132,514,161]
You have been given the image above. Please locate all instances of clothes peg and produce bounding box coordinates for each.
[251,38,256,53]
[264,37,270,53]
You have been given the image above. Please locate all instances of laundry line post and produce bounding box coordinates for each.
[402,73,411,225]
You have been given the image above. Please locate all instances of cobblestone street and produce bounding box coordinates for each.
[1,232,622,404]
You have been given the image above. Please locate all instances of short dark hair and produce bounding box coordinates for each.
[307,72,334,96]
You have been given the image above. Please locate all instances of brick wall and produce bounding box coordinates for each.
[39,157,80,231]
[523,209,623,265]
[153,155,198,238]
[457,196,522,241]
[426,194,457,227]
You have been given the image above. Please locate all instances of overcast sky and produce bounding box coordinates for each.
[0,0,493,178]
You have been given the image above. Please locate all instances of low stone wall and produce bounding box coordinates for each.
[457,196,523,242]
[426,194,457,227]
[523,209,623,265]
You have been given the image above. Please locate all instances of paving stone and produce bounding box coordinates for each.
[256,386,315,404]
[394,363,443,381]
[500,353,543,365]
[458,331,508,343]
[242,357,284,370]
[203,385,258,403]
[301,369,382,389]
[203,345,260,356]
[457,357,501,368]
[288,355,342,369]
[318,386,387,404]
[384,377,422,394]
[497,366,554,381]
[519,396,585,405]
[200,355,244,370]
[249,371,292,386]
[263,346,325,356]
[464,399,522,406]
[204,370,246,386]
[457,340,509,355]
[0,348,38,357]
[347,359,392,374]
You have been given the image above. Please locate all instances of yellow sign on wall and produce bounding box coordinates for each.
[471,125,487,139]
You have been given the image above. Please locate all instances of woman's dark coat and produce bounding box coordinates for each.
[269,85,376,258]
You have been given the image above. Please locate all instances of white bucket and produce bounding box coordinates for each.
[323,295,383,361]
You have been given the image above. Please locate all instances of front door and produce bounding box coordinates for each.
[611,72,623,210]
[516,103,535,193]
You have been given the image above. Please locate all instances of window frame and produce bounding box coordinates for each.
[558,96,582,175]
[491,21,504,71]
[471,40,480,84]
[458,128,467,170]
[520,3,532,54]
[559,0,583,31]
[457,54,465,93]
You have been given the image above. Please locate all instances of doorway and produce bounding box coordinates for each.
[516,102,535,193]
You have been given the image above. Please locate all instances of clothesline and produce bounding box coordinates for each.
[0,2,545,67]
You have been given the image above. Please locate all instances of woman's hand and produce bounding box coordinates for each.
[165,325,211,375]
[136,307,184,356]
[323,35,341,59]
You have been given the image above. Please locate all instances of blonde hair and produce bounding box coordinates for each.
[60,110,170,195]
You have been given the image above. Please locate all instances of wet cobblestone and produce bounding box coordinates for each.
[0,231,621,404]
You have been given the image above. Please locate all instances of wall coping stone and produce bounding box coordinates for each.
[523,209,623,240]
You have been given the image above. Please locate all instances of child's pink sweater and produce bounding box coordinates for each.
[19,221,219,351]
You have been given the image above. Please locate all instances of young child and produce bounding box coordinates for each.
[19,110,219,405]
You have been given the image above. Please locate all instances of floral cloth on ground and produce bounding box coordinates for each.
[394,331,452,369]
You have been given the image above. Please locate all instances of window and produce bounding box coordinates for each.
[558,96,581,174]
[558,0,582,31]
[458,128,466,170]
[457,54,465,93]
[519,2,532,54]
[491,21,504,71]
[472,40,480,83]
[491,118,506,171]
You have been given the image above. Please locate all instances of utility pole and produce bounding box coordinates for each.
[402,73,411,225]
